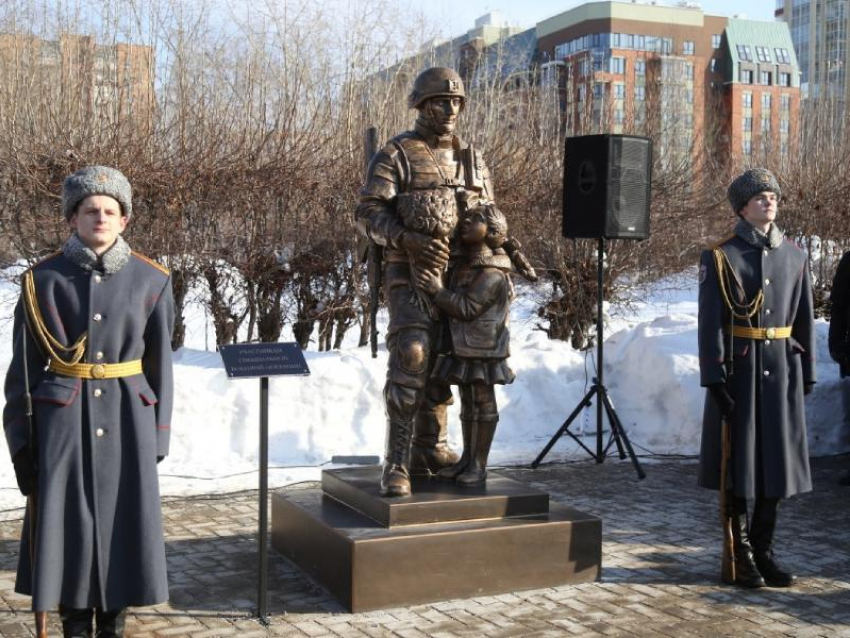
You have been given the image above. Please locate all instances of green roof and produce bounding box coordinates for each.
[723,18,799,87]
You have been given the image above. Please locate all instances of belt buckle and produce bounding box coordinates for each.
[765,327,776,339]
[91,364,106,379]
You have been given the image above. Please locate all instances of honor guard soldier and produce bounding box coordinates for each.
[698,168,815,589]
[4,167,174,637]
[828,250,850,485]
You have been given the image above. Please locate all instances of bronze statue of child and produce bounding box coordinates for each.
[415,204,515,485]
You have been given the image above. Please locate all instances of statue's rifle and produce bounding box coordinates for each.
[364,127,382,358]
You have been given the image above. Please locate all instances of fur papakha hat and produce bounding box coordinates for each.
[62,166,132,220]
[727,168,781,213]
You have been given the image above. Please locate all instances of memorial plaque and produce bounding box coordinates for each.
[219,342,310,378]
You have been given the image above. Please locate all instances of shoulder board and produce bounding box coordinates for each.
[708,233,736,250]
[28,251,63,272]
[131,251,170,276]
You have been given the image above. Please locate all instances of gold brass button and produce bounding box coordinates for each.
[765,327,776,339]
[91,364,106,379]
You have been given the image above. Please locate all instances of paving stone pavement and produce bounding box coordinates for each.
[1,455,849,637]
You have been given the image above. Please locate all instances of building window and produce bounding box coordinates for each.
[781,94,791,112]
[780,118,790,133]
[611,32,621,47]
[626,34,635,49]
[743,117,753,132]
[686,63,695,80]
[775,48,791,64]
[756,46,772,63]
[740,69,754,84]
[637,34,646,49]
[743,139,752,155]
[712,34,721,49]
[614,109,625,124]
[614,83,625,99]
[736,44,753,61]
[686,88,694,103]
[761,93,771,111]
[578,85,586,101]
[610,57,625,74]
[742,92,753,109]
[635,85,646,101]
[593,83,604,98]
[635,58,646,76]
[779,72,791,86]
[760,71,772,85]
[683,40,695,55]
[761,116,771,132]
[711,58,718,73]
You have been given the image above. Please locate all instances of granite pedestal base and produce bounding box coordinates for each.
[271,467,601,612]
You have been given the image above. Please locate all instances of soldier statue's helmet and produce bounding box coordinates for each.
[407,67,466,110]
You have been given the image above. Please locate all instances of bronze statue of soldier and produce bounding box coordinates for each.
[356,68,496,497]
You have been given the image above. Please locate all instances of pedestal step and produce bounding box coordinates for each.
[272,477,601,612]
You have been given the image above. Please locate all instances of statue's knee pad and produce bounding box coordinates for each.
[395,329,429,376]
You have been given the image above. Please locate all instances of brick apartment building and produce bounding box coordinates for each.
[0,32,154,133]
[535,1,801,170]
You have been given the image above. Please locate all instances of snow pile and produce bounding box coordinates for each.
[1,272,848,512]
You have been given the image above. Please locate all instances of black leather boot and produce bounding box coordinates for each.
[751,497,796,587]
[730,497,765,589]
[60,607,93,638]
[95,608,126,638]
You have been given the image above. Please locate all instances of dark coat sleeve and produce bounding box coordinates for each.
[698,249,728,387]
[829,251,850,375]
[432,270,502,322]
[3,297,46,460]
[142,276,175,457]
[794,258,817,385]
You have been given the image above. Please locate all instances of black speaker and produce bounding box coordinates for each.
[563,134,652,240]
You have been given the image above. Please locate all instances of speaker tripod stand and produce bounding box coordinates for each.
[531,237,646,479]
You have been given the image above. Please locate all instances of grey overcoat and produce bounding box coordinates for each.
[697,225,815,499]
[3,249,174,611]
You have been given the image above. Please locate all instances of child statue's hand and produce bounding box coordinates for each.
[415,268,443,294]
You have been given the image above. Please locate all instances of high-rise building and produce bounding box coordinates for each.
[775,0,849,99]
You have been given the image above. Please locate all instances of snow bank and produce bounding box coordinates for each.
[1,272,848,513]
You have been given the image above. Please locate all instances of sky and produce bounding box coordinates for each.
[420,0,777,38]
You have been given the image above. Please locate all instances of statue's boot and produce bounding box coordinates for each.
[456,418,497,487]
[380,418,413,497]
[436,418,472,481]
[95,608,126,638]
[751,497,796,587]
[60,607,93,638]
[731,497,766,589]
[410,399,460,476]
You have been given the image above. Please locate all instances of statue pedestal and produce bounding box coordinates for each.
[271,467,601,612]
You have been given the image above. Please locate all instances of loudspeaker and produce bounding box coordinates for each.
[563,134,652,240]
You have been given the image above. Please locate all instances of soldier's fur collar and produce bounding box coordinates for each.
[63,233,131,274]
[734,219,784,250]
[465,251,512,271]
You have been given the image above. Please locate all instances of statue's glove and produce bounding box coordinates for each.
[708,383,735,418]
[12,447,37,497]
[503,237,538,282]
